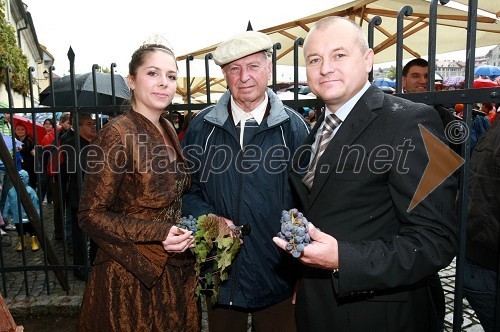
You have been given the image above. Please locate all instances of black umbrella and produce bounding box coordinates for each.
[39,72,130,107]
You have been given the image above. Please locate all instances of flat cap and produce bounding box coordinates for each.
[213,31,273,66]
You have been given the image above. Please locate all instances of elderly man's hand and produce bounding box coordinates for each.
[273,223,339,270]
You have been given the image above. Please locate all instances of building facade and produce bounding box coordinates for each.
[0,0,53,107]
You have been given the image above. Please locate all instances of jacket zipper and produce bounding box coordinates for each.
[205,115,290,305]
[229,152,244,305]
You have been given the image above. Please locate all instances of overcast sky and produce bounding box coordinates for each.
[23,0,495,78]
[23,0,352,77]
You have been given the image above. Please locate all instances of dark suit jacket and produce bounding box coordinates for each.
[290,85,458,332]
[61,135,91,209]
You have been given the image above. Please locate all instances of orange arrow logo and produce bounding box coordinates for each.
[408,124,464,212]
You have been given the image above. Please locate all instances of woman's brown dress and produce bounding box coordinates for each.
[77,110,200,331]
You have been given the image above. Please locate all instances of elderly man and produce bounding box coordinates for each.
[273,17,457,331]
[182,31,310,331]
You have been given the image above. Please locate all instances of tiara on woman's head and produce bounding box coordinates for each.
[141,34,174,52]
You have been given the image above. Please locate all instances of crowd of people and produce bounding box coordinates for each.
[0,15,497,332]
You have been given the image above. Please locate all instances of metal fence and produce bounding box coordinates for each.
[0,0,499,331]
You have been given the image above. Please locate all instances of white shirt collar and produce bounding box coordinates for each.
[231,91,268,125]
[324,81,371,121]
[309,82,371,163]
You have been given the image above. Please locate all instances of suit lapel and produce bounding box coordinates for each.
[307,86,384,208]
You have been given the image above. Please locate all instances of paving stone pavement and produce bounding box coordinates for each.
[441,258,485,332]
[0,204,86,320]
[0,204,485,331]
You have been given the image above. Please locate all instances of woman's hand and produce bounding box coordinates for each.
[162,225,194,253]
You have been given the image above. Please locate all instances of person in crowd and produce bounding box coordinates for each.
[402,58,428,94]
[177,112,192,142]
[402,58,459,154]
[0,113,16,232]
[182,30,310,331]
[15,124,36,189]
[0,114,11,136]
[273,17,457,331]
[59,113,75,144]
[303,108,316,128]
[454,103,490,157]
[3,170,40,251]
[308,108,318,128]
[0,219,7,237]
[303,112,312,126]
[166,111,183,134]
[58,111,77,237]
[39,118,56,205]
[52,113,73,243]
[60,113,96,280]
[42,118,53,134]
[482,102,497,124]
[57,113,72,135]
[463,115,500,332]
[0,114,25,233]
[77,42,200,331]
[402,58,456,122]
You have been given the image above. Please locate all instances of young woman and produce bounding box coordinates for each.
[77,43,200,331]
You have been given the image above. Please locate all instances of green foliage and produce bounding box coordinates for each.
[191,214,242,303]
[387,66,397,80]
[0,2,30,95]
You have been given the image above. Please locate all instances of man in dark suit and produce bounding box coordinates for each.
[273,17,458,331]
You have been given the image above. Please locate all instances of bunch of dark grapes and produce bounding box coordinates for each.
[177,215,198,233]
[277,209,311,258]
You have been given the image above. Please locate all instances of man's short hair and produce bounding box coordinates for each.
[59,113,72,125]
[402,58,429,77]
[310,16,369,54]
[77,113,93,126]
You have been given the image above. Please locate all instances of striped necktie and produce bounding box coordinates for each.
[302,113,342,189]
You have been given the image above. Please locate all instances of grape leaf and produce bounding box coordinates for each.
[217,250,233,271]
[188,214,242,302]
[205,271,212,285]
[217,236,233,250]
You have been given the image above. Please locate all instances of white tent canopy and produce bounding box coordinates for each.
[179,0,499,66]
[176,0,499,100]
